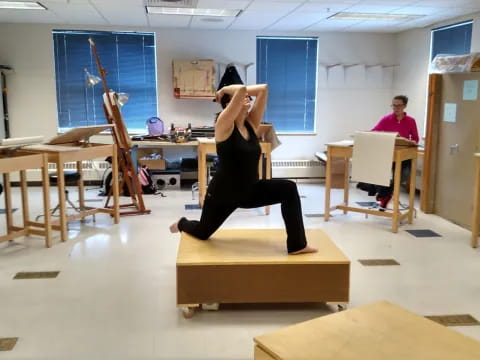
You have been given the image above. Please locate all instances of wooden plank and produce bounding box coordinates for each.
[0,229,28,242]
[254,301,480,360]
[0,153,44,173]
[472,154,480,247]
[336,205,393,218]
[421,74,442,213]
[254,345,276,360]
[177,229,350,266]
[48,125,113,145]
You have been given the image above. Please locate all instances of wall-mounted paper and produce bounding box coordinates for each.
[463,80,478,101]
[444,103,457,123]
[351,131,397,186]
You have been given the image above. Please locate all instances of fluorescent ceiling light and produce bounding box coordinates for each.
[146,6,241,17]
[328,12,424,21]
[0,1,46,9]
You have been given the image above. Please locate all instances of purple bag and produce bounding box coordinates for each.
[146,117,164,136]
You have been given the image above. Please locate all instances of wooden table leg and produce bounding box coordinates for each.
[265,150,271,215]
[112,146,120,224]
[324,150,332,221]
[41,155,52,247]
[198,145,207,208]
[408,157,417,224]
[20,169,29,230]
[76,160,85,211]
[57,157,68,242]
[471,157,480,248]
[343,158,349,214]
[3,173,13,234]
[392,157,402,233]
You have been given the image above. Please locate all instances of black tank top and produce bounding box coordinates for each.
[208,121,261,196]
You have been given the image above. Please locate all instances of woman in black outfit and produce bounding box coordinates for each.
[170,84,316,255]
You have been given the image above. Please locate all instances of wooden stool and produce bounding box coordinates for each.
[254,301,480,359]
[176,229,350,318]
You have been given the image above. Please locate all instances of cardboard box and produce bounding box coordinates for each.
[137,148,166,170]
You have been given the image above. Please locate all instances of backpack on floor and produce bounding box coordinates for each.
[137,165,157,194]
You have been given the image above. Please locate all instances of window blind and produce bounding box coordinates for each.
[53,30,157,132]
[256,36,317,133]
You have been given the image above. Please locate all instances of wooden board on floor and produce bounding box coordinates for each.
[254,301,480,360]
[177,229,350,306]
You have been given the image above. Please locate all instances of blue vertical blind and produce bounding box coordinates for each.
[431,21,473,60]
[53,30,157,131]
[256,37,317,133]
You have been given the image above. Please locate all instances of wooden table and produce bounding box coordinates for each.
[0,151,52,247]
[23,143,120,242]
[197,138,272,213]
[177,228,350,318]
[325,142,417,233]
[254,300,480,360]
[471,153,480,248]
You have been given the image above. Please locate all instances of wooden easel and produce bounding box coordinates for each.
[89,38,150,216]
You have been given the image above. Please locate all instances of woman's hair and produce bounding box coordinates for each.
[393,95,408,105]
[220,93,231,109]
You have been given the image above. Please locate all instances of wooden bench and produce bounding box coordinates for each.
[177,228,350,318]
[254,301,480,359]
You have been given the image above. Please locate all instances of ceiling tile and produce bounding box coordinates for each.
[190,15,236,29]
[245,1,301,12]
[44,2,107,25]
[0,8,63,23]
[147,14,192,27]
[391,6,445,15]
[416,0,479,7]
[342,4,408,13]
[228,11,285,29]
[306,18,363,31]
[196,0,250,10]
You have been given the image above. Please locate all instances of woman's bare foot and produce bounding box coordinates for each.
[289,245,318,255]
[169,220,180,233]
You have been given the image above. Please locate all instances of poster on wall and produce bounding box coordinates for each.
[172,60,216,99]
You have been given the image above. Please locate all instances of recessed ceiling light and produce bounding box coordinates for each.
[0,1,46,10]
[146,6,241,17]
[328,12,424,21]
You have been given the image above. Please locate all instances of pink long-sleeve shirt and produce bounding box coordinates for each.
[372,112,419,143]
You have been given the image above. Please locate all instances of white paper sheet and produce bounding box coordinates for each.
[444,103,457,123]
[463,80,478,101]
[351,131,397,186]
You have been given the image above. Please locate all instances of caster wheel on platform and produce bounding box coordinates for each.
[182,307,196,319]
[202,303,219,311]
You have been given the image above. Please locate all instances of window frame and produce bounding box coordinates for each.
[430,20,473,61]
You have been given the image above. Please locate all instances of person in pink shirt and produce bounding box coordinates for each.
[358,95,419,209]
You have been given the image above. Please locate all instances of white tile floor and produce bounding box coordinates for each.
[0,183,479,359]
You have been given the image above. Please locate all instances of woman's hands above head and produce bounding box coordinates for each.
[215,88,225,103]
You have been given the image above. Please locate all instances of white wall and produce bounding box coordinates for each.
[0,23,396,160]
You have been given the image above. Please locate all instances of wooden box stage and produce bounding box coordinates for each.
[254,301,480,360]
[176,229,350,314]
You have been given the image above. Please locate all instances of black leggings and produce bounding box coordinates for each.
[178,179,307,253]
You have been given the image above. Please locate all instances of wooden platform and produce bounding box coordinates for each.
[176,229,350,309]
[254,301,480,359]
